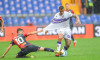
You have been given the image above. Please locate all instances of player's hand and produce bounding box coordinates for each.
[45,30,48,35]
[39,29,43,32]
[1,28,3,33]
[0,55,5,59]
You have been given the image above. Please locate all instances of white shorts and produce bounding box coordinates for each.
[58,28,71,40]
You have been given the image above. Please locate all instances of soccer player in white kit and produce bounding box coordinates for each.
[44,6,81,56]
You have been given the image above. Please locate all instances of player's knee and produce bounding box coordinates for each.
[58,35,63,39]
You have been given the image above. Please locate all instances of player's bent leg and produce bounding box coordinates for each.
[38,47,54,52]
[16,50,29,58]
[61,38,71,52]
[65,38,71,48]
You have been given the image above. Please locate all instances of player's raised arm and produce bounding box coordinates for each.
[0,44,12,59]
[72,14,81,24]
[27,29,43,36]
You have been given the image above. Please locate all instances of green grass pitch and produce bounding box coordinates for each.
[0,37,100,60]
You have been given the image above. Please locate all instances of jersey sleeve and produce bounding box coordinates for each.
[10,40,15,45]
[23,33,28,37]
[71,10,74,14]
[0,16,3,20]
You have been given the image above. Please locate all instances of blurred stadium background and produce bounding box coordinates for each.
[0,0,99,40]
[0,0,100,60]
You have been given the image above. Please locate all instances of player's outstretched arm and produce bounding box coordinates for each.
[27,29,43,36]
[0,44,12,59]
[1,19,4,32]
[72,14,81,25]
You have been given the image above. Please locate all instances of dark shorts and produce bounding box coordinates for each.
[17,45,40,57]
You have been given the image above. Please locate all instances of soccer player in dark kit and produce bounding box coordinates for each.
[0,28,55,58]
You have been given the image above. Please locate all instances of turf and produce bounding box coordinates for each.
[0,37,100,60]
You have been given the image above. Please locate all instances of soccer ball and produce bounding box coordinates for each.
[60,51,67,57]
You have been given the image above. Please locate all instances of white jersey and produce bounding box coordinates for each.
[44,11,73,31]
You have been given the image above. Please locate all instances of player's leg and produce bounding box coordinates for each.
[61,28,71,52]
[16,45,37,58]
[38,47,54,52]
[57,33,64,52]
[16,49,29,58]
[61,38,71,52]
[55,29,64,56]
[57,29,64,52]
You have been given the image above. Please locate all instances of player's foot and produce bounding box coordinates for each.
[54,51,63,57]
[28,55,36,58]
[54,51,63,54]
[74,40,77,47]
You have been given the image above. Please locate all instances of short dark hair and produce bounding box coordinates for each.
[17,28,23,33]
[59,6,64,10]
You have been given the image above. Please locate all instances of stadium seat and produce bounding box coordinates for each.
[31,17,38,25]
[25,17,31,25]
[16,9,22,14]
[39,8,46,14]
[49,16,54,22]
[20,0,28,14]
[19,18,26,26]
[44,0,50,6]
[43,16,50,25]
[38,0,44,3]
[45,6,51,14]
[33,6,39,14]
[4,9,10,15]
[7,17,13,26]
[12,17,19,26]
[39,3,44,11]
[10,6,16,14]
[0,7,4,15]
[79,15,87,19]
[32,0,38,6]
[37,18,43,25]
[2,17,7,26]
[51,7,58,13]
[0,1,4,14]
[56,0,62,5]
[86,16,92,24]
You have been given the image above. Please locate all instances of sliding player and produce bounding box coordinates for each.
[65,3,77,47]
[44,6,81,56]
[0,28,55,58]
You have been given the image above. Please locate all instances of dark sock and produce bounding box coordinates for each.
[71,35,75,42]
[44,48,54,52]
[64,46,68,50]
[16,56,30,58]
